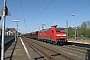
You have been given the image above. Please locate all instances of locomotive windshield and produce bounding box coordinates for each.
[56,30,65,32]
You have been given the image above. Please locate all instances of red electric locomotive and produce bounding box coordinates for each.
[38,25,67,45]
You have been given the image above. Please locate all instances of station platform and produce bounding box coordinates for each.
[5,37,30,60]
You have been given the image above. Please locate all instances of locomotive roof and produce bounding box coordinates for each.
[52,27,65,29]
[39,29,50,32]
[39,27,65,32]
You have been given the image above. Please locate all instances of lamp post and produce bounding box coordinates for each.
[0,0,11,59]
[13,19,19,41]
[1,0,7,60]
[71,14,77,40]
[66,20,68,38]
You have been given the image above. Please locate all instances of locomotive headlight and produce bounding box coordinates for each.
[63,34,66,36]
[57,34,60,36]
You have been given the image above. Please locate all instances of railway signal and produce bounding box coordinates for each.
[0,6,11,16]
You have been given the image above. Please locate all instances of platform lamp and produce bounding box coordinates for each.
[13,19,19,41]
[71,14,77,40]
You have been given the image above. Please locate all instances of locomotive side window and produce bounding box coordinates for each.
[56,30,65,32]
[52,30,54,33]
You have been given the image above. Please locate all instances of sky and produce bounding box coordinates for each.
[0,0,90,33]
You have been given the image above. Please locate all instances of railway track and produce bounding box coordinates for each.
[37,40,88,60]
[36,39,89,60]
[58,45,87,60]
[22,37,90,60]
[62,45,89,53]
[22,37,75,60]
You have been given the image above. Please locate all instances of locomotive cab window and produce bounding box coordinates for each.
[56,30,60,32]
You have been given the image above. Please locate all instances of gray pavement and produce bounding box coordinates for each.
[5,37,30,60]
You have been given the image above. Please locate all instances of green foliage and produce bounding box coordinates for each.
[86,29,90,38]
[68,21,90,38]
[68,26,74,38]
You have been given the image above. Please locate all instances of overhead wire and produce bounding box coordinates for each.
[20,0,27,27]
[30,0,55,26]
[48,3,90,24]
[33,0,45,18]
[19,0,90,32]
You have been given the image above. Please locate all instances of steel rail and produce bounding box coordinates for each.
[24,37,74,60]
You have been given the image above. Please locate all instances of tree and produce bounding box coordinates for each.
[68,26,74,38]
[86,29,90,38]
[81,22,87,36]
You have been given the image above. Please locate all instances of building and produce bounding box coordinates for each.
[6,28,16,36]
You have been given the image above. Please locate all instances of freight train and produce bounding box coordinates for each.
[22,26,67,45]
